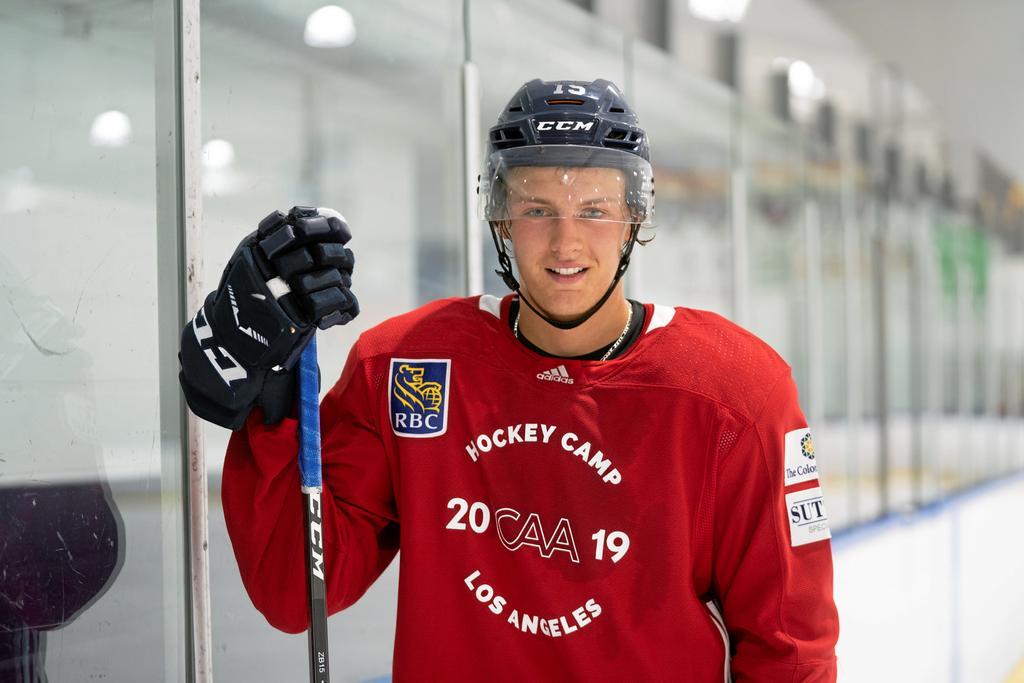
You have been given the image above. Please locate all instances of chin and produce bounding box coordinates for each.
[521,288,596,321]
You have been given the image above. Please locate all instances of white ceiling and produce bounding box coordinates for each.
[812,0,1024,184]
[668,0,948,169]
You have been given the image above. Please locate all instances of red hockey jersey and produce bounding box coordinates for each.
[222,294,839,681]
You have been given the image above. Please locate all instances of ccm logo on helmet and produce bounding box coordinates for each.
[536,120,594,132]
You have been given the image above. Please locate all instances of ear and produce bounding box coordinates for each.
[620,222,633,245]
[621,223,640,251]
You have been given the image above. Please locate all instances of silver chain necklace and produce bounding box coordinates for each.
[514,302,633,362]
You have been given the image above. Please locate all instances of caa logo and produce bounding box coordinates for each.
[536,120,595,132]
[389,359,451,438]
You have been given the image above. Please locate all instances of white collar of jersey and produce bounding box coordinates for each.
[646,303,674,332]
[479,293,502,319]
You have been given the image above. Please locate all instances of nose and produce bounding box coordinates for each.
[548,215,586,257]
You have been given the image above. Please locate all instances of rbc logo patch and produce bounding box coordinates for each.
[389,359,451,438]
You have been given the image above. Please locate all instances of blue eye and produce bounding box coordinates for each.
[579,208,606,219]
[522,207,551,218]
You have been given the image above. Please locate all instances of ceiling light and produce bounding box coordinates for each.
[89,110,132,148]
[688,0,751,23]
[787,60,815,99]
[202,139,236,169]
[304,5,356,48]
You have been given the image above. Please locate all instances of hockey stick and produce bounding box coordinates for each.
[298,335,330,683]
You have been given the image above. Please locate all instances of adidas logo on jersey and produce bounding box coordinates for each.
[537,365,574,384]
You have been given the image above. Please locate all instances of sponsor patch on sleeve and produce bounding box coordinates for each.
[389,358,451,438]
[783,427,819,486]
[786,486,831,547]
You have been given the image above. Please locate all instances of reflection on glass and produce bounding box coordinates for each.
[0,258,124,680]
[0,1,186,680]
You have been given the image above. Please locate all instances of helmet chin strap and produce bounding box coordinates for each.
[490,223,640,331]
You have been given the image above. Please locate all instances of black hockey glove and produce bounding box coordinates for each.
[178,206,359,430]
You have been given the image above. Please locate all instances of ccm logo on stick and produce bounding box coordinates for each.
[536,120,594,131]
[308,490,325,580]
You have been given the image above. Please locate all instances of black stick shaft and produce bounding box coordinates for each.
[304,488,330,683]
[298,337,330,682]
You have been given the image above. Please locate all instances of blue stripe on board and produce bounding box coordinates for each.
[831,469,1024,550]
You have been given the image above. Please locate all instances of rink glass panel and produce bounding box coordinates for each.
[933,214,978,493]
[742,111,810,400]
[985,237,1024,478]
[199,1,464,680]
[882,201,915,512]
[831,170,884,526]
[804,148,852,529]
[913,197,948,505]
[0,2,187,681]
[626,41,733,317]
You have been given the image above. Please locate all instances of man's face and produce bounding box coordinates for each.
[503,166,632,319]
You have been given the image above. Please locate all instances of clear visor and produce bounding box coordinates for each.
[479,145,654,228]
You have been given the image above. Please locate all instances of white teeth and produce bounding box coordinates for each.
[550,267,584,275]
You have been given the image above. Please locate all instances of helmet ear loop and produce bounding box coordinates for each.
[489,219,521,292]
[617,223,641,276]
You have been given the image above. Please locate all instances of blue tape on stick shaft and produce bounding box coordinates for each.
[298,335,322,491]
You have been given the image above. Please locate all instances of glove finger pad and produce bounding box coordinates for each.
[292,215,332,243]
[275,248,315,280]
[326,216,352,244]
[313,242,354,270]
[295,269,343,295]
[258,224,297,259]
[307,287,350,319]
[257,210,287,237]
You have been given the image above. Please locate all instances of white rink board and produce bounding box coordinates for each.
[834,472,1024,683]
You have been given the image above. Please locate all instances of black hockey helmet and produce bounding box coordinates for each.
[479,78,654,331]
[488,78,650,161]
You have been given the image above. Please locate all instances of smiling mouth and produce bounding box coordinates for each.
[546,266,587,276]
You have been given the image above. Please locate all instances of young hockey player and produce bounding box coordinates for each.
[179,78,839,681]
